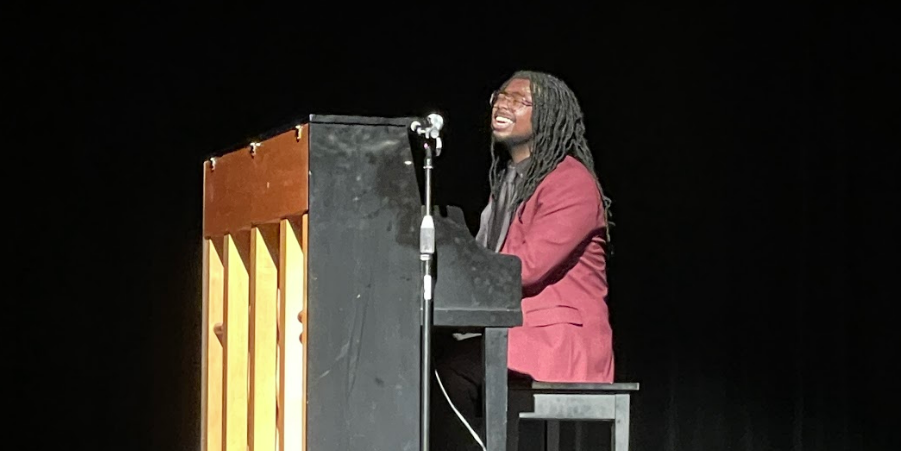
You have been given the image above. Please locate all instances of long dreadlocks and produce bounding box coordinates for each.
[488,70,614,244]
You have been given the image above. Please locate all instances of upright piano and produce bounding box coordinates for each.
[200,114,522,451]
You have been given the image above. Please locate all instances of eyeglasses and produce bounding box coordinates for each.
[490,90,533,110]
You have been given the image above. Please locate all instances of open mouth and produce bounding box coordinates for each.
[492,114,514,130]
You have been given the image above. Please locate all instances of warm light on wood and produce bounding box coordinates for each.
[202,238,225,451]
[278,217,306,451]
[201,124,309,451]
[223,233,250,451]
[250,226,279,451]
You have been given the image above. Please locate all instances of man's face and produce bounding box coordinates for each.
[490,78,534,146]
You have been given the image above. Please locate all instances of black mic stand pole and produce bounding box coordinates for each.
[417,127,441,451]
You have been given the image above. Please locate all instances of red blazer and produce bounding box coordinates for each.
[494,156,614,383]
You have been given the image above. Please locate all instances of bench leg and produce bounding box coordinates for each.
[575,422,586,451]
[545,421,560,451]
[612,394,630,451]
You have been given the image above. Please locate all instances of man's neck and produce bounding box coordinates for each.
[508,144,531,164]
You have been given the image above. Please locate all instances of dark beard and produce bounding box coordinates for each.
[492,133,533,149]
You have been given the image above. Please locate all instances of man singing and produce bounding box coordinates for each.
[430,70,615,450]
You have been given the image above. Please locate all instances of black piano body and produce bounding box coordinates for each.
[300,115,521,450]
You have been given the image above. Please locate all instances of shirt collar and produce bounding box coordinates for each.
[507,157,531,178]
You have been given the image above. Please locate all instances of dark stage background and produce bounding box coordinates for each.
[18,3,897,451]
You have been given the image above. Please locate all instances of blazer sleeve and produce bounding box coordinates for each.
[508,169,602,288]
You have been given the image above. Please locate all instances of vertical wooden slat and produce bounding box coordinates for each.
[250,226,279,451]
[301,214,309,450]
[278,217,306,451]
[202,238,225,451]
[223,233,250,451]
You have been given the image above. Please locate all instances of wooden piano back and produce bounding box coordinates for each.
[201,123,310,451]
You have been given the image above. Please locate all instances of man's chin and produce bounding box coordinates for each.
[492,132,517,144]
[493,133,531,147]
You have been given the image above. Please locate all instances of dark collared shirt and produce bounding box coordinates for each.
[483,157,531,251]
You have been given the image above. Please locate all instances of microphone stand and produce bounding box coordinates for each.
[417,126,442,451]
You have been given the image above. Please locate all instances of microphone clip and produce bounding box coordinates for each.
[411,114,444,157]
[411,114,444,139]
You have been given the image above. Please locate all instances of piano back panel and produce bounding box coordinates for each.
[306,116,422,451]
[201,124,311,451]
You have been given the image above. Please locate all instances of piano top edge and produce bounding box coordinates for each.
[201,114,420,163]
[308,114,420,127]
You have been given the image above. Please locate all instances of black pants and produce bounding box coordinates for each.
[428,332,532,451]
[429,332,486,451]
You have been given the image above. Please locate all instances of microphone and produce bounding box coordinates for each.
[411,113,444,139]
